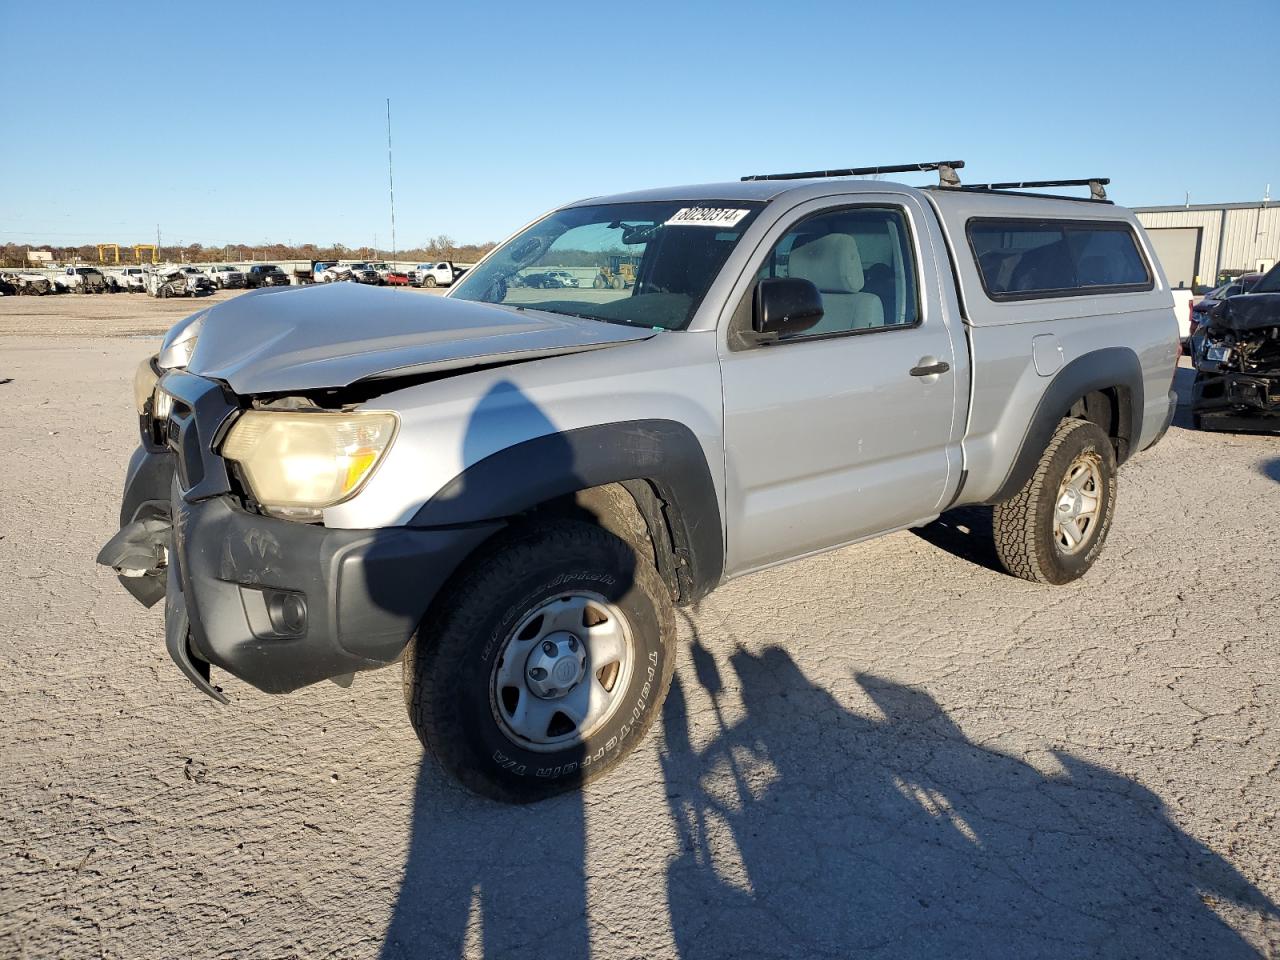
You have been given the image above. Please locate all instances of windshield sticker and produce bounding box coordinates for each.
[664,207,751,229]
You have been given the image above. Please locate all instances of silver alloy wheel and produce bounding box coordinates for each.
[1053,453,1103,554]
[490,592,634,752]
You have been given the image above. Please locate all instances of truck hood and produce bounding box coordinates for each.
[182,282,656,394]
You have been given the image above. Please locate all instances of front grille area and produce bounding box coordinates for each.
[156,371,238,502]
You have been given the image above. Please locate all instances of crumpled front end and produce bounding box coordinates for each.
[97,368,500,701]
[1192,293,1280,432]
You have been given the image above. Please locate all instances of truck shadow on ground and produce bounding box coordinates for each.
[911,505,1002,574]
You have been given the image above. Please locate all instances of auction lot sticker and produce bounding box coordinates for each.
[665,208,751,228]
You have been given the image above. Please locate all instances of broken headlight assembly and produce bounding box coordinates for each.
[132,356,175,422]
[220,410,399,522]
[133,356,160,415]
[1204,342,1232,364]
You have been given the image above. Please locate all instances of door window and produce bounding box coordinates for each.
[756,207,919,337]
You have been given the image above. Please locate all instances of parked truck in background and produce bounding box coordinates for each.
[412,261,466,287]
[100,161,1177,803]
[54,265,107,293]
[106,267,147,292]
[204,265,246,289]
[1171,287,1195,342]
[244,264,291,288]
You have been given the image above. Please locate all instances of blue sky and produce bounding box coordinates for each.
[2,0,1276,248]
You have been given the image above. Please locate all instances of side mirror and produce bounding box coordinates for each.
[752,277,824,340]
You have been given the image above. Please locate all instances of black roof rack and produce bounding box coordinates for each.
[959,178,1110,201]
[742,160,964,187]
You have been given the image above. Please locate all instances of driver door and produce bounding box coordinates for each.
[718,194,965,575]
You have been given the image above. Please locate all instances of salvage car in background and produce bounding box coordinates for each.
[1190,273,1263,338]
[144,267,188,298]
[1192,263,1280,432]
[204,265,245,289]
[54,265,108,294]
[342,262,381,285]
[384,270,412,286]
[0,271,54,295]
[314,261,345,283]
[180,267,216,296]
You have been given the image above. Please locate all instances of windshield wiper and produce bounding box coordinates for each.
[513,304,633,326]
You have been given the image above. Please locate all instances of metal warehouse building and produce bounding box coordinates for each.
[1135,201,1278,290]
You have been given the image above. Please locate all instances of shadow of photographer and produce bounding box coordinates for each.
[660,639,1276,960]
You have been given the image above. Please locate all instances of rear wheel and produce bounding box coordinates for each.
[993,418,1117,584]
[403,520,675,803]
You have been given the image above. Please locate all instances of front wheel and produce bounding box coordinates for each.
[403,520,675,803]
[993,418,1117,585]
[423,276,437,288]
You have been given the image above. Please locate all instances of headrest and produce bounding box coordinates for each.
[788,233,864,292]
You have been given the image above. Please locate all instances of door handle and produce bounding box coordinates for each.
[909,360,950,377]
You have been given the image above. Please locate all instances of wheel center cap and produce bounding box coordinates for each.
[525,631,586,699]
[1058,490,1081,518]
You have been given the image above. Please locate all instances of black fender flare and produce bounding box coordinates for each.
[986,347,1144,505]
[410,419,724,600]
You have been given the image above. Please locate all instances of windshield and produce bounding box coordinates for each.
[1253,263,1280,293]
[451,200,762,329]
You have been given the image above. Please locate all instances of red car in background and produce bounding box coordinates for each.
[384,271,412,286]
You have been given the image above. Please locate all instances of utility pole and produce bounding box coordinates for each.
[156,224,161,261]
[386,97,397,265]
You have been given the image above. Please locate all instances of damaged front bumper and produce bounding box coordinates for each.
[1192,368,1280,431]
[1192,293,1280,432]
[97,372,500,701]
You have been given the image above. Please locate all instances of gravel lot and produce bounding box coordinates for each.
[1,290,1277,959]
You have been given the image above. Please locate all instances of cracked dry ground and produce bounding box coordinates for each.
[1,331,1277,960]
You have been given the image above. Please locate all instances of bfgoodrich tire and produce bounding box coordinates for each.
[993,418,1117,585]
[403,520,676,803]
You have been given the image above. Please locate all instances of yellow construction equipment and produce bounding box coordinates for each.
[96,243,120,264]
[594,255,639,290]
[133,244,159,264]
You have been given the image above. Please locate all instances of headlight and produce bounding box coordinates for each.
[221,410,398,520]
[133,356,159,415]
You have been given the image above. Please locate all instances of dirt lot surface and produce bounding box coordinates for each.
[1,292,1277,959]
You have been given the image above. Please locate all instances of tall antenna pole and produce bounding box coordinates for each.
[386,97,397,265]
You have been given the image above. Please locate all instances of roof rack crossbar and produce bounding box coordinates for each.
[742,160,965,188]
[961,178,1110,201]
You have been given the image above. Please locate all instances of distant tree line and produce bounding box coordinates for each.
[1,234,497,268]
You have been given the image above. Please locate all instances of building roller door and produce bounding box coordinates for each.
[1146,227,1200,289]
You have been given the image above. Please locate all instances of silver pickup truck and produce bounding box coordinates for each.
[99,161,1179,802]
